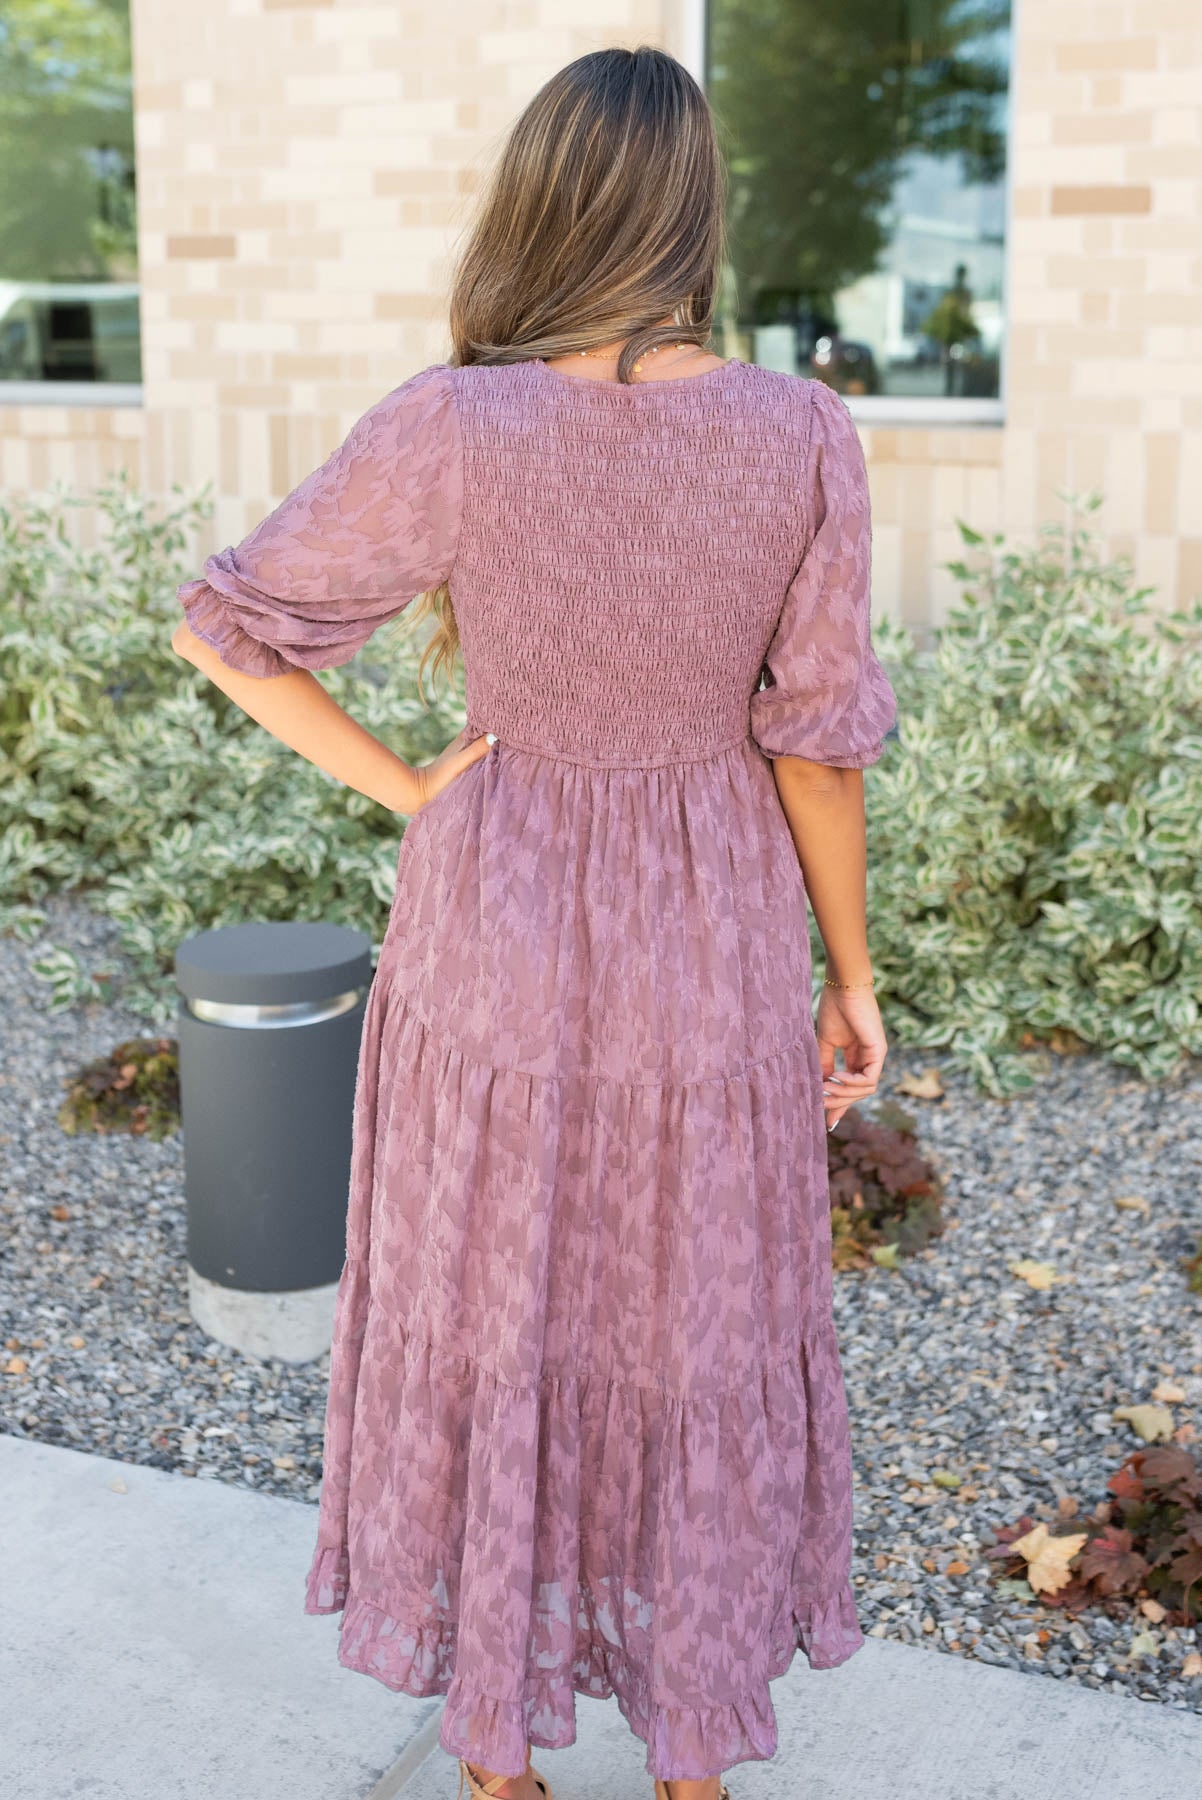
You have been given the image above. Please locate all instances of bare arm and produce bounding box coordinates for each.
[773,758,871,985]
[749,385,897,1129]
[171,620,489,814]
[772,754,887,1129]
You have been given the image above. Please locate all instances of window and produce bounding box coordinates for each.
[706,1,1010,414]
[0,0,140,390]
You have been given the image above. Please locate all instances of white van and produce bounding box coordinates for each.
[0,281,141,384]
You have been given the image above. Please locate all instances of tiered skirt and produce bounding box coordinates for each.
[303,735,863,1780]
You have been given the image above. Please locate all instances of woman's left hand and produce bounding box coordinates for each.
[815,984,887,1130]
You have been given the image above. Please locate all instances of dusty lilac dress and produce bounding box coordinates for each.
[177,356,896,1782]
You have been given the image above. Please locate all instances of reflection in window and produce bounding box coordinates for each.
[706,1,1010,401]
[0,0,140,384]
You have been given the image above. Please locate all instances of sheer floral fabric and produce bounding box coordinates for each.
[177,358,896,1782]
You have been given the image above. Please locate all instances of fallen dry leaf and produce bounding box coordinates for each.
[1139,1598,1168,1623]
[1153,1380,1187,1403]
[1113,1403,1174,1443]
[895,1067,945,1100]
[1008,1259,1058,1290]
[945,1560,970,1576]
[1010,1523,1088,1596]
[49,1204,71,1222]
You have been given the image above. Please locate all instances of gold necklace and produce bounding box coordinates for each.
[577,339,694,376]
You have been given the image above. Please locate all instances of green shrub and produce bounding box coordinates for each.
[865,497,1202,1092]
[0,476,465,1018]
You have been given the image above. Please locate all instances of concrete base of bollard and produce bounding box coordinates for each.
[187,1265,339,1363]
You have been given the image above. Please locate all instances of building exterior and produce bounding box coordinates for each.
[1,0,1199,630]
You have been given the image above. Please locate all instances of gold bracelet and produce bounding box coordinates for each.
[823,975,875,990]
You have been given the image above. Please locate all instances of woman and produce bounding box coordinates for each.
[172,45,895,1800]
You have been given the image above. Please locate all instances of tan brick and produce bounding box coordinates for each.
[166,233,238,258]
[1010,185,1045,219]
[216,385,294,408]
[1144,433,1179,534]
[373,168,457,197]
[1137,0,1202,23]
[1049,185,1153,215]
[1178,539,1202,604]
[1045,254,1147,289]
[865,461,900,520]
[372,291,446,322]
[1080,291,1112,324]
[1053,111,1154,144]
[900,531,931,625]
[1125,144,1202,178]
[1056,39,1159,72]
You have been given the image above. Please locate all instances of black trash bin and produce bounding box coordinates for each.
[175,921,372,1362]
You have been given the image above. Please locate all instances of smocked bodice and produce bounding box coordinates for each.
[177,354,895,776]
[453,360,805,767]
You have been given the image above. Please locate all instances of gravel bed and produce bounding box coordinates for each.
[3,897,1202,1711]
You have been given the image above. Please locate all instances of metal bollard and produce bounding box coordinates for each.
[174,921,372,1363]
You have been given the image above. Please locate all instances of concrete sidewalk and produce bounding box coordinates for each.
[1,1434,439,1800]
[4,1433,1200,1800]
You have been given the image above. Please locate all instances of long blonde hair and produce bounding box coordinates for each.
[404,44,728,701]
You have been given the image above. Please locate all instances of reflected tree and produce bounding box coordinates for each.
[0,0,136,280]
[707,0,1009,325]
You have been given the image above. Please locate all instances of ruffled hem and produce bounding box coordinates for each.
[177,573,296,679]
[304,1548,862,1779]
[302,1201,862,1779]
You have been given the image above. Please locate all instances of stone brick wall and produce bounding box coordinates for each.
[0,0,1198,626]
[993,0,1202,623]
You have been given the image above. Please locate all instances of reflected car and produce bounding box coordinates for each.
[0,281,141,384]
[809,333,880,396]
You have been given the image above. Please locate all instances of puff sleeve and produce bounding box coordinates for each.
[176,362,461,678]
[749,379,897,767]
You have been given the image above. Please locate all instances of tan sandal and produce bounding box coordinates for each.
[457,1746,553,1800]
[653,1782,731,1800]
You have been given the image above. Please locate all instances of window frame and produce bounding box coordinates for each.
[0,381,143,408]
